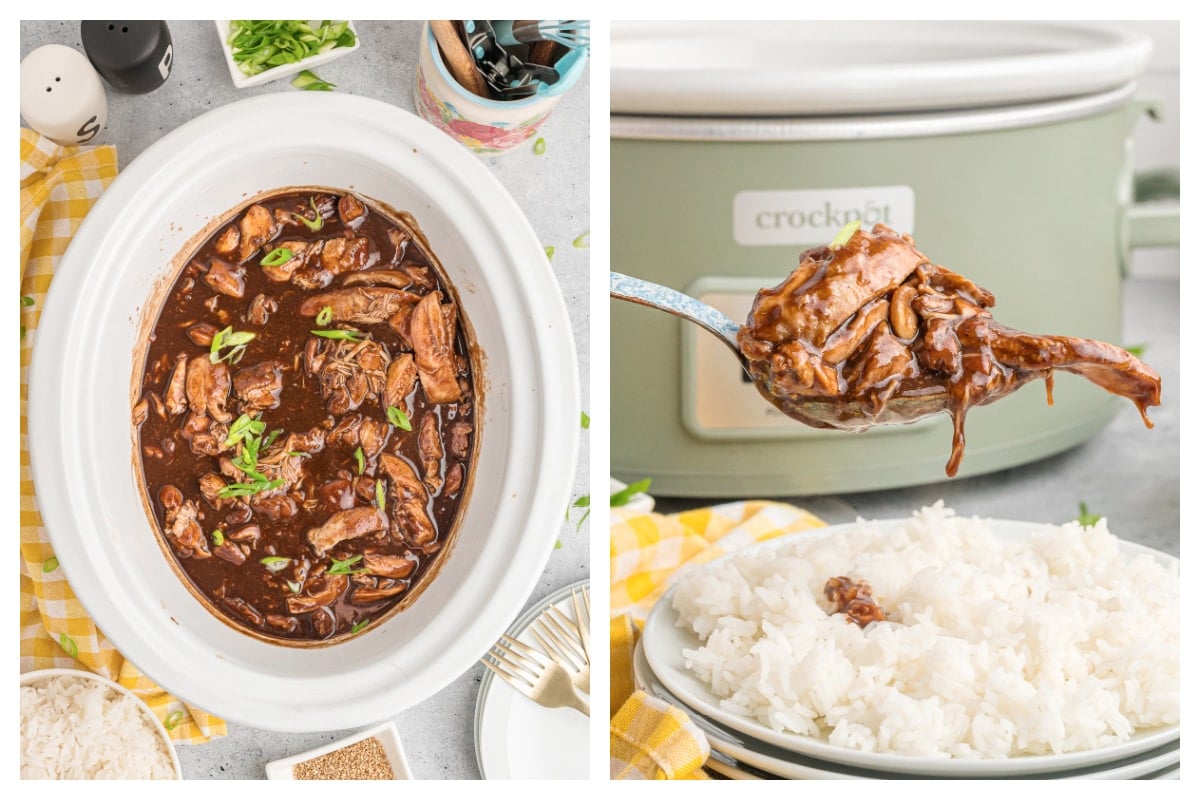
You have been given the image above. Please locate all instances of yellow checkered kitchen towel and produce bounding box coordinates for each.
[19,128,226,743]
[609,500,825,779]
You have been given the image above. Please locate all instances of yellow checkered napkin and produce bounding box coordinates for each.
[609,500,825,779]
[20,128,226,743]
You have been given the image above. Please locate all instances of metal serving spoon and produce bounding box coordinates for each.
[609,271,747,369]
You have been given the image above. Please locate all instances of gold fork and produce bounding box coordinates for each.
[482,634,590,716]
[529,586,591,693]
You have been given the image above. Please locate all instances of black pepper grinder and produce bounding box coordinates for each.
[80,21,173,94]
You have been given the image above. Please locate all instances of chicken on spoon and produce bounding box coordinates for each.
[737,222,1161,476]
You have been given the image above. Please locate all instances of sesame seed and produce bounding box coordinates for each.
[293,736,394,780]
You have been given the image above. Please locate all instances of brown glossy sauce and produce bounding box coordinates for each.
[135,189,475,643]
[738,224,1161,476]
[823,576,886,627]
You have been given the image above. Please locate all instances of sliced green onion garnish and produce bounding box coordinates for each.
[386,405,412,431]
[570,494,591,532]
[219,478,284,498]
[354,446,365,475]
[572,232,589,249]
[544,245,555,261]
[580,411,590,429]
[260,247,294,266]
[315,305,333,327]
[533,137,546,155]
[350,619,370,634]
[210,326,257,364]
[260,556,291,573]
[42,556,59,573]
[291,69,336,91]
[830,220,862,249]
[292,197,324,231]
[22,295,35,307]
[328,554,365,576]
[286,580,302,594]
[211,529,226,547]
[163,710,184,730]
[310,329,363,341]
[375,479,386,510]
[59,633,78,659]
[611,478,652,507]
[225,413,265,448]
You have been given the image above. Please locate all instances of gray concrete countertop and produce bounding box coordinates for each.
[21,20,589,780]
[653,275,1180,558]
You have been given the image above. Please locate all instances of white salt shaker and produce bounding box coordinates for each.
[20,44,108,146]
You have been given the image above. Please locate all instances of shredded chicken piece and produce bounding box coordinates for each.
[410,292,461,403]
[823,576,886,627]
[307,507,388,557]
[378,454,436,546]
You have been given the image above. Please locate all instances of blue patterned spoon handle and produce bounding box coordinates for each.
[609,271,745,362]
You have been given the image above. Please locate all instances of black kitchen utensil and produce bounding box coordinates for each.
[80,21,173,94]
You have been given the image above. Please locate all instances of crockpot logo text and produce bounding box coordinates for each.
[733,186,915,247]
[754,201,893,232]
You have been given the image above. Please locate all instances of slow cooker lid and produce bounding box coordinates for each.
[611,21,1151,116]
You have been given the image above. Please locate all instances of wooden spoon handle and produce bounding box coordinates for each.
[430,20,489,98]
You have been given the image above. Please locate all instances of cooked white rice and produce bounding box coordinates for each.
[671,503,1179,758]
[21,675,176,779]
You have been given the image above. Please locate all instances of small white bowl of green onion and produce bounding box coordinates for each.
[215,20,360,89]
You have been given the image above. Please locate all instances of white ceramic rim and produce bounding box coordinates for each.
[20,668,183,779]
[611,21,1151,116]
[610,83,1136,142]
[214,20,361,89]
[641,518,1180,776]
[474,578,590,779]
[27,92,579,732]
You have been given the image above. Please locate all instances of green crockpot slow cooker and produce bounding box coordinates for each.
[611,21,1178,496]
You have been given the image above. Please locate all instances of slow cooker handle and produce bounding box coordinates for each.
[1128,168,1179,248]
[1124,99,1179,253]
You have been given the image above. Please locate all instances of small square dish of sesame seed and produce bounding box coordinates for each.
[264,721,412,780]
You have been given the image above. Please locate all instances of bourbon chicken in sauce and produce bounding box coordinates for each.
[135,189,475,643]
[823,577,886,628]
[737,223,1162,476]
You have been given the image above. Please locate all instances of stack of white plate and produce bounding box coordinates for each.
[634,521,1180,780]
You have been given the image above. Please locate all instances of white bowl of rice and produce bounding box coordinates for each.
[20,669,182,780]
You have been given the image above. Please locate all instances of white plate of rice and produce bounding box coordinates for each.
[20,669,181,780]
[642,504,1180,777]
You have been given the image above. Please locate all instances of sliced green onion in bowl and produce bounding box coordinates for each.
[260,556,291,573]
[227,21,357,78]
[315,305,333,326]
